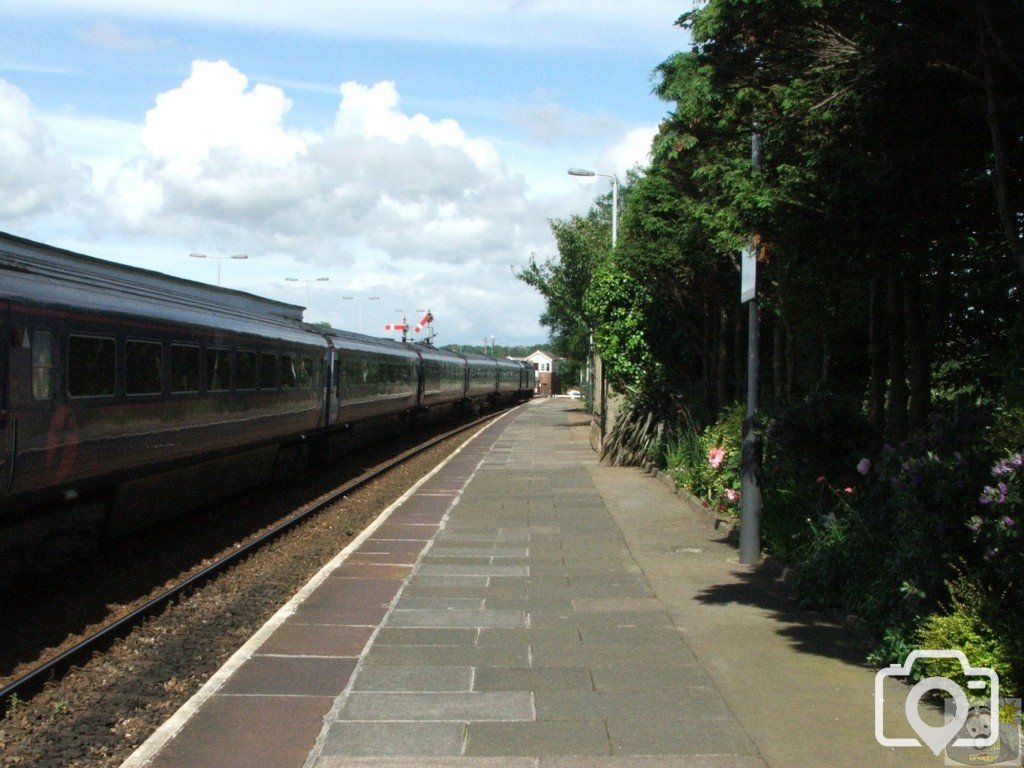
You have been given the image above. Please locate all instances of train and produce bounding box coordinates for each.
[0,231,535,582]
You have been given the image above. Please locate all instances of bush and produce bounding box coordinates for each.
[788,418,992,638]
[913,575,1018,698]
[664,403,745,518]
[760,394,873,560]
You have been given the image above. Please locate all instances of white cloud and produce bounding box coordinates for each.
[141,60,306,177]
[91,62,543,268]
[598,125,656,177]
[0,60,657,344]
[0,79,91,220]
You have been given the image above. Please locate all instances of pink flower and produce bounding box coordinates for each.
[708,447,726,469]
[857,458,871,475]
[816,475,826,484]
[844,487,854,494]
[724,488,740,503]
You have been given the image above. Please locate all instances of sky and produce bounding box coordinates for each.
[0,1,694,349]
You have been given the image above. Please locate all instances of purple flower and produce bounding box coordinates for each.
[980,485,1007,505]
[1003,516,1017,528]
[1012,454,1024,468]
[993,461,1014,479]
[857,458,871,475]
[985,547,998,560]
[968,517,983,533]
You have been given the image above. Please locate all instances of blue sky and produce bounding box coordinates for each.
[0,1,693,347]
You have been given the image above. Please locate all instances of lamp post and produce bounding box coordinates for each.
[341,296,380,333]
[568,168,618,247]
[285,276,329,306]
[739,128,764,566]
[568,167,618,420]
[189,252,248,286]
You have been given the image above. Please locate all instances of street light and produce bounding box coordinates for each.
[285,276,330,306]
[189,252,248,286]
[569,167,618,429]
[341,295,380,333]
[568,168,618,247]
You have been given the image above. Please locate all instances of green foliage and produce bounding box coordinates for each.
[602,394,681,469]
[787,422,993,637]
[988,407,1024,455]
[913,576,1018,698]
[583,263,663,391]
[665,403,745,518]
[517,212,612,367]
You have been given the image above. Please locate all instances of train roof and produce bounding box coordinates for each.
[407,342,469,364]
[323,328,419,359]
[459,352,498,367]
[0,231,322,346]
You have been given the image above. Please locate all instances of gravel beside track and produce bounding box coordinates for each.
[0,417,488,767]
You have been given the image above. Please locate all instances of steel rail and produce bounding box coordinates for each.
[0,406,516,713]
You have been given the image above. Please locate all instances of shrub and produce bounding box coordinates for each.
[664,403,745,518]
[760,394,873,560]
[789,419,991,638]
[913,575,1018,698]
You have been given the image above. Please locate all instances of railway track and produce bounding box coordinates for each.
[0,406,512,716]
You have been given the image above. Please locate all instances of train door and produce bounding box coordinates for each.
[0,301,11,494]
[324,342,337,426]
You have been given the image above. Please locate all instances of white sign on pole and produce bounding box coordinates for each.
[741,248,756,303]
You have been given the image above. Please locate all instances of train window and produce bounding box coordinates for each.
[281,355,297,388]
[206,347,231,391]
[32,331,53,401]
[236,350,257,390]
[68,335,115,398]
[126,340,163,395]
[297,356,313,388]
[170,344,200,393]
[259,352,278,389]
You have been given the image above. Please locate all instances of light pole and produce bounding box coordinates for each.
[189,252,248,286]
[739,128,764,565]
[341,296,380,333]
[285,276,329,306]
[569,167,618,419]
[568,168,618,247]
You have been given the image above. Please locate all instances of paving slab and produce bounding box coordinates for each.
[464,720,611,757]
[352,665,474,692]
[336,691,533,721]
[319,721,466,757]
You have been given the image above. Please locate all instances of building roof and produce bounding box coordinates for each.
[523,350,561,365]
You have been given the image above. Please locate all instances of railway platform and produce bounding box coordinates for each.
[120,398,938,768]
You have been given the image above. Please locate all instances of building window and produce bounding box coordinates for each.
[539,362,550,373]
